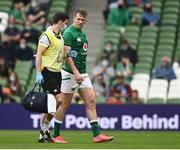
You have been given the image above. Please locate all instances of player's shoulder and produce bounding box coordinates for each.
[64,25,74,33]
[63,25,75,37]
[110,7,118,13]
[82,30,87,36]
[40,29,52,38]
[43,30,53,36]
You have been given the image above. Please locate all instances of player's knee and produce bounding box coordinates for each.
[61,101,71,111]
[86,98,96,110]
[56,94,63,107]
[56,100,62,108]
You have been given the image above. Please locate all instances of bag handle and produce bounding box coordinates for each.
[31,83,42,92]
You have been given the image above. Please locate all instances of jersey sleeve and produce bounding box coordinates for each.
[38,34,50,48]
[63,31,73,46]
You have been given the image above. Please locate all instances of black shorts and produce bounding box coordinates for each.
[41,67,61,95]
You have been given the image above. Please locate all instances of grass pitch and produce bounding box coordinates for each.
[0,130,180,149]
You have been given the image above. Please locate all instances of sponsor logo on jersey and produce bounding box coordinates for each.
[77,38,81,42]
[83,43,88,51]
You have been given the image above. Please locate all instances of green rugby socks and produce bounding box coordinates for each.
[53,119,62,137]
[90,120,101,137]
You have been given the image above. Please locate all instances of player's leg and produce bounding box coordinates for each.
[40,113,46,130]
[38,68,62,143]
[78,88,100,135]
[39,113,54,143]
[39,93,62,143]
[79,87,114,143]
[52,70,76,143]
[78,76,101,138]
[56,93,63,109]
[52,93,73,143]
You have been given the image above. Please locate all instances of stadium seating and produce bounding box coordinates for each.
[25,69,36,92]
[128,7,142,20]
[0,79,6,87]
[131,74,150,103]
[98,0,180,104]
[15,61,32,91]
[48,0,71,20]
[2,0,180,104]
[130,79,149,103]
[96,95,106,103]
[133,73,150,82]
[124,25,140,49]
[0,9,9,32]
[0,0,12,13]
[167,79,180,104]
[103,26,121,49]
[147,79,168,104]
[135,26,158,74]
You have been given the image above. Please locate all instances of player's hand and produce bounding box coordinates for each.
[74,71,83,84]
[36,72,44,84]
[68,50,77,58]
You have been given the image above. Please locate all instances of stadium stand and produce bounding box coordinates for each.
[167,79,180,104]
[0,0,72,103]
[130,78,149,102]
[95,0,180,104]
[1,0,180,104]
[147,79,168,104]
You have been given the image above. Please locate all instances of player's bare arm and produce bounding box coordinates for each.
[64,45,83,84]
[35,46,46,72]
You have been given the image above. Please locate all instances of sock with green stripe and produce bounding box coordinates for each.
[90,120,101,137]
[53,119,62,137]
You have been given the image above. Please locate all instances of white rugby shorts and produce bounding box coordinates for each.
[61,69,93,93]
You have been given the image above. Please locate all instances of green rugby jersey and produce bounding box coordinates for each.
[63,25,88,74]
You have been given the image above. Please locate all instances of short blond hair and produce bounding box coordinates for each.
[75,9,88,18]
